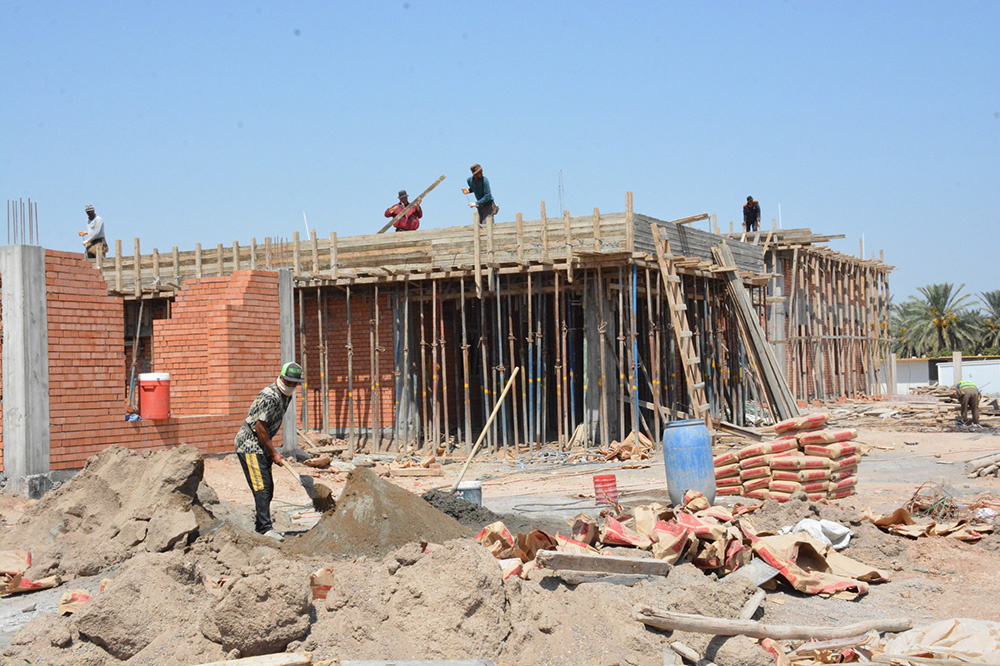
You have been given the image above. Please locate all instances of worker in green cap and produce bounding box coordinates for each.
[955,380,980,425]
[234,362,304,540]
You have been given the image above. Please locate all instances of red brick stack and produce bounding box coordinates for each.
[714,413,859,502]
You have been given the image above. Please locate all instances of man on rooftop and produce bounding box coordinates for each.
[463,164,498,224]
[79,205,107,258]
[743,196,760,233]
[384,190,423,232]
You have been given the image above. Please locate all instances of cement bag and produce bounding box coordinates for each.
[716,476,742,488]
[781,518,852,550]
[744,489,769,500]
[883,618,1000,663]
[829,454,862,471]
[476,521,517,558]
[554,532,600,554]
[830,466,858,482]
[715,462,740,479]
[714,451,739,467]
[740,466,770,481]
[568,513,600,546]
[739,454,770,470]
[828,487,856,499]
[600,516,653,549]
[716,485,743,496]
[774,413,829,433]
[0,551,30,576]
[58,589,91,615]
[742,477,770,492]
[828,476,858,492]
[797,428,857,446]
[769,480,802,494]
[803,442,863,458]
[801,480,830,494]
[770,491,794,502]
[773,468,831,483]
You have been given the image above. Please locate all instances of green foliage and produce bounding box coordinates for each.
[892,283,984,357]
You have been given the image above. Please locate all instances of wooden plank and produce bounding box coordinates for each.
[516,213,524,263]
[133,238,141,297]
[564,209,573,283]
[115,239,122,291]
[635,607,911,641]
[669,212,710,226]
[536,550,672,576]
[194,653,313,666]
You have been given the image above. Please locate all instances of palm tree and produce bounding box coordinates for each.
[894,283,979,356]
[980,290,1000,350]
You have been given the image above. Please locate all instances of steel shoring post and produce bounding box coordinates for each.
[439,283,451,451]
[432,281,440,449]
[370,287,379,450]
[496,277,509,457]
[597,269,610,448]
[299,289,308,431]
[346,285,356,454]
[617,267,626,441]
[418,284,430,450]
[569,280,578,444]
[507,286,520,453]
[554,273,564,448]
[631,264,639,442]
[526,273,536,452]
[645,268,660,448]
[479,290,494,452]
[561,276,572,447]
[460,278,473,454]
[538,277,546,447]
[400,280,411,452]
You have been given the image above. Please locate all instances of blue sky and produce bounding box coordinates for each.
[2,1,997,303]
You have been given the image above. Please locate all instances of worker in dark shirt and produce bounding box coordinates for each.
[384,190,423,232]
[234,362,303,540]
[463,164,498,224]
[743,196,761,233]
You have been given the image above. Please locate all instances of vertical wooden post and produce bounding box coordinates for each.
[195,243,203,278]
[310,229,318,278]
[625,191,634,254]
[216,243,223,276]
[373,285,382,451]
[133,238,141,298]
[299,289,308,430]
[440,285,451,449]
[250,238,257,270]
[460,278,473,453]
[593,208,601,252]
[516,213,524,264]
[172,246,179,280]
[431,281,441,448]
[115,239,123,292]
[152,248,160,285]
[564,209,573,283]
[486,210,495,290]
[473,211,483,299]
[541,201,549,262]
[232,241,240,271]
[329,232,338,280]
[293,231,301,278]
[346,285,356,454]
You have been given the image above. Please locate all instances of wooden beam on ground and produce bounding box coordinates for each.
[634,607,911,641]
[536,550,672,576]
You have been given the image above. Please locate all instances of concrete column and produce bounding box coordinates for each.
[953,351,963,384]
[278,269,297,454]
[1,246,51,497]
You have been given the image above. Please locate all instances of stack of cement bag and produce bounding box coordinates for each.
[714,413,859,502]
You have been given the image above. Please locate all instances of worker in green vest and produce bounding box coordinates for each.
[955,380,980,425]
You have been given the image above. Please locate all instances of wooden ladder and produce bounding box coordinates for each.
[651,224,710,422]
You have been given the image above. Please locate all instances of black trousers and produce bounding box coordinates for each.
[238,452,274,533]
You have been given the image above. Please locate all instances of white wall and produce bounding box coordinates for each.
[937,359,1000,392]
[895,359,931,395]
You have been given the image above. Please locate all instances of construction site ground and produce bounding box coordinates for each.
[1,420,999,664]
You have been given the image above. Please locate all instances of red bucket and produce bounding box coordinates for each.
[593,474,619,505]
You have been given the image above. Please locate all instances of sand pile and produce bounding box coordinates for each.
[300,539,511,660]
[289,468,471,558]
[0,445,218,577]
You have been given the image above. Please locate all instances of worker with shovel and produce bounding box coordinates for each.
[234,362,304,541]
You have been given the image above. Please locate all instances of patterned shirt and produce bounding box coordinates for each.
[234,383,293,455]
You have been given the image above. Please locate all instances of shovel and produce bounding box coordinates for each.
[279,458,335,512]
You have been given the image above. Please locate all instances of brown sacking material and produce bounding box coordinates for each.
[287,467,471,558]
[0,445,218,578]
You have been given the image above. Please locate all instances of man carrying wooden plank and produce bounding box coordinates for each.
[463,163,498,224]
[234,362,304,541]
[956,380,981,425]
[383,189,423,232]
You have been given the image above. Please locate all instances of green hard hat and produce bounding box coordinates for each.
[280,361,304,383]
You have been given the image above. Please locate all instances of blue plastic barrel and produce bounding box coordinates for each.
[662,419,716,506]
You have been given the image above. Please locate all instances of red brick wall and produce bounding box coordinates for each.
[43,252,282,470]
[298,288,395,432]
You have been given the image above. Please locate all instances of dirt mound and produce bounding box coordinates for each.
[300,539,511,660]
[421,489,505,528]
[0,445,217,577]
[288,468,471,558]
[199,559,312,656]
